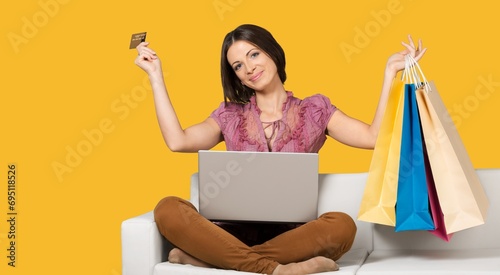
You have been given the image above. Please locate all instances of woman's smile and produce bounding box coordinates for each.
[249,71,263,82]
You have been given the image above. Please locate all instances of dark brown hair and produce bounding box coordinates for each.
[220,24,287,103]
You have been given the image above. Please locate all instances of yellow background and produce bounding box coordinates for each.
[1,0,499,274]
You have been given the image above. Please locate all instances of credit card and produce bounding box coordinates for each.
[129,32,147,49]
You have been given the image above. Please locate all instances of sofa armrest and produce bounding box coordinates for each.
[121,173,198,275]
[121,211,170,275]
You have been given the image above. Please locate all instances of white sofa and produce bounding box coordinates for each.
[121,169,500,275]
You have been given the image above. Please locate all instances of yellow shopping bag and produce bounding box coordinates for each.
[357,78,405,226]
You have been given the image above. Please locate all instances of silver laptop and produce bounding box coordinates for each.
[198,150,319,223]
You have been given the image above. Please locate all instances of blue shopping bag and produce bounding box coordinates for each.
[395,83,435,232]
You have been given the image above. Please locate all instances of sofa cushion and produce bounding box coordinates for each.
[318,173,373,252]
[357,249,500,275]
[153,248,370,275]
[154,262,261,275]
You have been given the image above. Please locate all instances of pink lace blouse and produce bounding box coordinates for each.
[210,92,337,152]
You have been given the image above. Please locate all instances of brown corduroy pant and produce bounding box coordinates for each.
[154,196,357,274]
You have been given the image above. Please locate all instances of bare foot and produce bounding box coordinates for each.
[272,256,339,275]
[168,248,214,268]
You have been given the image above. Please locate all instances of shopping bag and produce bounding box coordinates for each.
[394,82,435,232]
[415,82,489,234]
[405,54,489,234]
[357,79,405,226]
[422,138,453,241]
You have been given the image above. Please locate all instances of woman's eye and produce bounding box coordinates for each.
[251,52,260,58]
[233,64,242,71]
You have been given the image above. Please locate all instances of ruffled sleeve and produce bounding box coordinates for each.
[210,102,240,133]
[210,101,252,151]
[301,94,337,130]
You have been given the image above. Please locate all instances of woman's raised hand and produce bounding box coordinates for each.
[135,42,163,76]
[385,35,427,78]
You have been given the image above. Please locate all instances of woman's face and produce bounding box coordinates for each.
[226,40,280,92]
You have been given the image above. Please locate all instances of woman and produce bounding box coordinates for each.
[134,24,426,274]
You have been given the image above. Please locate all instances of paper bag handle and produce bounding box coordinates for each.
[402,54,430,93]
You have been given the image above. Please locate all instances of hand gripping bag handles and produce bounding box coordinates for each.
[408,55,490,234]
[358,54,489,237]
[394,56,434,232]
[358,55,435,230]
[357,72,405,226]
[403,55,452,240]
